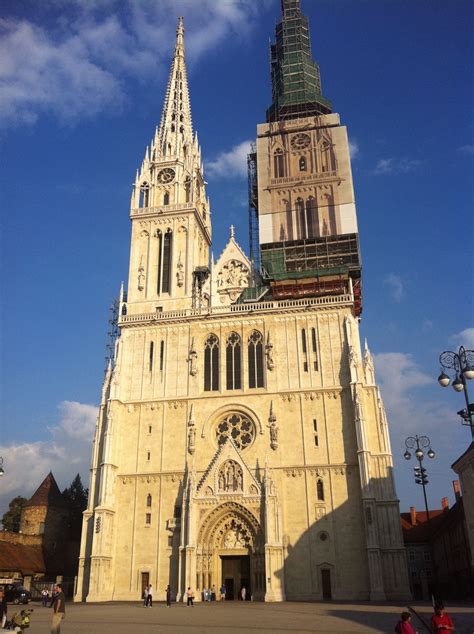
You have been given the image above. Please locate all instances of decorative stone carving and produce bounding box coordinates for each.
[268,401,278,451]
[265,332,274,371]
[215,413,255,450]
[218,460,243,492]
[176,253,184,287]
[188,405,196,455]
[187,338,198,376]
[138,256,145,291]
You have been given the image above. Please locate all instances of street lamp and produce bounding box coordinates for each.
[438,346,474,439]
[404,435,435,521]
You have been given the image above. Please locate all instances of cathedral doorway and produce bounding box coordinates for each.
[221,555,251,600]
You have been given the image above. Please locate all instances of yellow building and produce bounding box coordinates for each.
[76,2,410,603]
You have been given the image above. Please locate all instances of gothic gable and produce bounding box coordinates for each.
[206,227,251,306]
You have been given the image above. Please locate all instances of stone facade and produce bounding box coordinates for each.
[75,12,410,603]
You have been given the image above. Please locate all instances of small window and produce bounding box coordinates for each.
[149,341,154,372]
[163,192,170,206]
[160,340,165,371]
[317,479,324,501]
[148,425,152,434]
[147,451,151,461]
[145,513,151,525]
[311,328,318,371]
[146,494,152,508]
[302,329,308,372]
[313,419,318,446]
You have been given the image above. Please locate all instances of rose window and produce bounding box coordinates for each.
[216,413,255,450]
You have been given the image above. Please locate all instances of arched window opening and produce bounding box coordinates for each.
[172,113,176,121]
[180,126,184,135]
[296,197,306,239]
[299,156,306,171]
[320,142,333,172]
[159,340,165,372]
[180,114,184,122]
[185,176,191,203]
[301,328,308,372]
[204,334,219,391]
[226,332,242,390]
[149,341,154,372]
[317,479,324,501]
[248,330,264,388]
[171,124,175,133]
[273,148,284,178]
[306,196,316,239]
[183,145,187,159]
[163,192,170,206]
[157,230,172,294]
[311,327,318,371]
[146,494,152,508]
[139,183,149,208]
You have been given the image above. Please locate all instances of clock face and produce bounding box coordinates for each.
[290,133,311,151]
[157,168,175,184]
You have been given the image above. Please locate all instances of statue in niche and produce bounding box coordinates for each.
[188,426,195,454]
[137,257,145,291]
[269,422,279,450]
[187,338,198,376]
[218,460,243,492]
[354,390,363,423]
[218,472,225,492]
[265,332,275,371]
[176,259,184,287]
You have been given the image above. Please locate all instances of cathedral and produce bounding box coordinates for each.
[76,0,410,602]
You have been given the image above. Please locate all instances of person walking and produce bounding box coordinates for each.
[211,585,216,601]
[395,611,417,634]
[146,584,153,608]
[0,587,7,629]
[51,583,65,634]
[41,587,49,607]
[166,585,171,607]
[220,584,226,601]
[431,604,454,632]
[186,587,194,607]
[240,586,246,601]
[143,584,149,607]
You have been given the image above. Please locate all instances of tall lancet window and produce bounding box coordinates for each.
[248,330,264,388]
[274,148,284,178]
[296,198,306,239]
[185,177,191,203]
[157,229,172,295]
[139,183,149,208]
[226,333,242,390]
[204,334,219,392]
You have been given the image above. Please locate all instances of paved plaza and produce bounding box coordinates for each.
[16,600,474,633]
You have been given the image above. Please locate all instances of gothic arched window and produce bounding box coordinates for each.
[299,156,306,171]
[146,494,152,508]
[248,330,264,388]
[274,148,284,178]
[306,196,316,238]
[184,176,191,203]
[296,197,306,239]
[317,479,324,501]
[139,183,149,208]
[157,230,172,294]
[226,332,242,390]
[204,334,219,391]
[163,192,170,206]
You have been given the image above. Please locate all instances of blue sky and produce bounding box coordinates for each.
[0,0,473,519]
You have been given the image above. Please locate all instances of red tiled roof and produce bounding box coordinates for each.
[0,542,45,575]
[24,472,67,508]
[400,509,446,542]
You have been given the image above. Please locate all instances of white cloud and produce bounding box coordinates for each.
[372,157,421,175]
[458,144,474,155]
[450,327,474,348]
[421,319,433,332]
[0,401,97,521]
[348,140,359,159]
[383,273,404,302]
[206,140,252,179]
[0,1,267,128]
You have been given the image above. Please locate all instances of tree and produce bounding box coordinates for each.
[2,496,27,532]
[63,474,88,539]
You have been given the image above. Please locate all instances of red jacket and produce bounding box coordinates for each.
[395,620,415,634]
[431,612,454,632]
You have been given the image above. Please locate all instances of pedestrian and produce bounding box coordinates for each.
[207,588,212,602]
[395,611,417,634]
[431,604,454,632]
[211,585,216,601]
[186,587,194,607]
[146,584,153,608]
[203,587,208,602]
[240,586,246,601]
[0,586,7,629]
[143,584,149,607]
[166,585,171,607]
[51,583,65,634]
[220,584,226,601]
[42,587,49,607]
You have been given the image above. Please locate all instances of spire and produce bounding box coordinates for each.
[266,0,332,122]
[156,16,193,158]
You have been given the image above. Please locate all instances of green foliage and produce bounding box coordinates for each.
[1,496,27,532]
[63,474,88,539]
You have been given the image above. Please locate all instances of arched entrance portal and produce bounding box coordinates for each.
[196,502,265,601]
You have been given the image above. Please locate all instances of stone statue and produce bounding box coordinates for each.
[265,332,275,371]
[137,257,145,291]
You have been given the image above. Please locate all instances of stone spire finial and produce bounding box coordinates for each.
[230,225,235,239]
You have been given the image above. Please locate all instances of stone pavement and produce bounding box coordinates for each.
[14,601,474,633]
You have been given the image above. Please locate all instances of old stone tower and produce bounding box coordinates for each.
[76,3,410,603]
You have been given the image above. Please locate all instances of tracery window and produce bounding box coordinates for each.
[274,148,284,178]
[139,183,149,208]
[204,334,219,391]
[226,332,242,390]
[248,330,264,388]
[218,460,243,492]
[317,479,325,501]
[157,230,172,294]
[216,413,255,450]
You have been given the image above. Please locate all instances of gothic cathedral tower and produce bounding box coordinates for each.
[76,4,410,603]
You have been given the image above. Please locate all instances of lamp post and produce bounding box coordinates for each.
[438,346,474,440]
[404,435,435,521]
